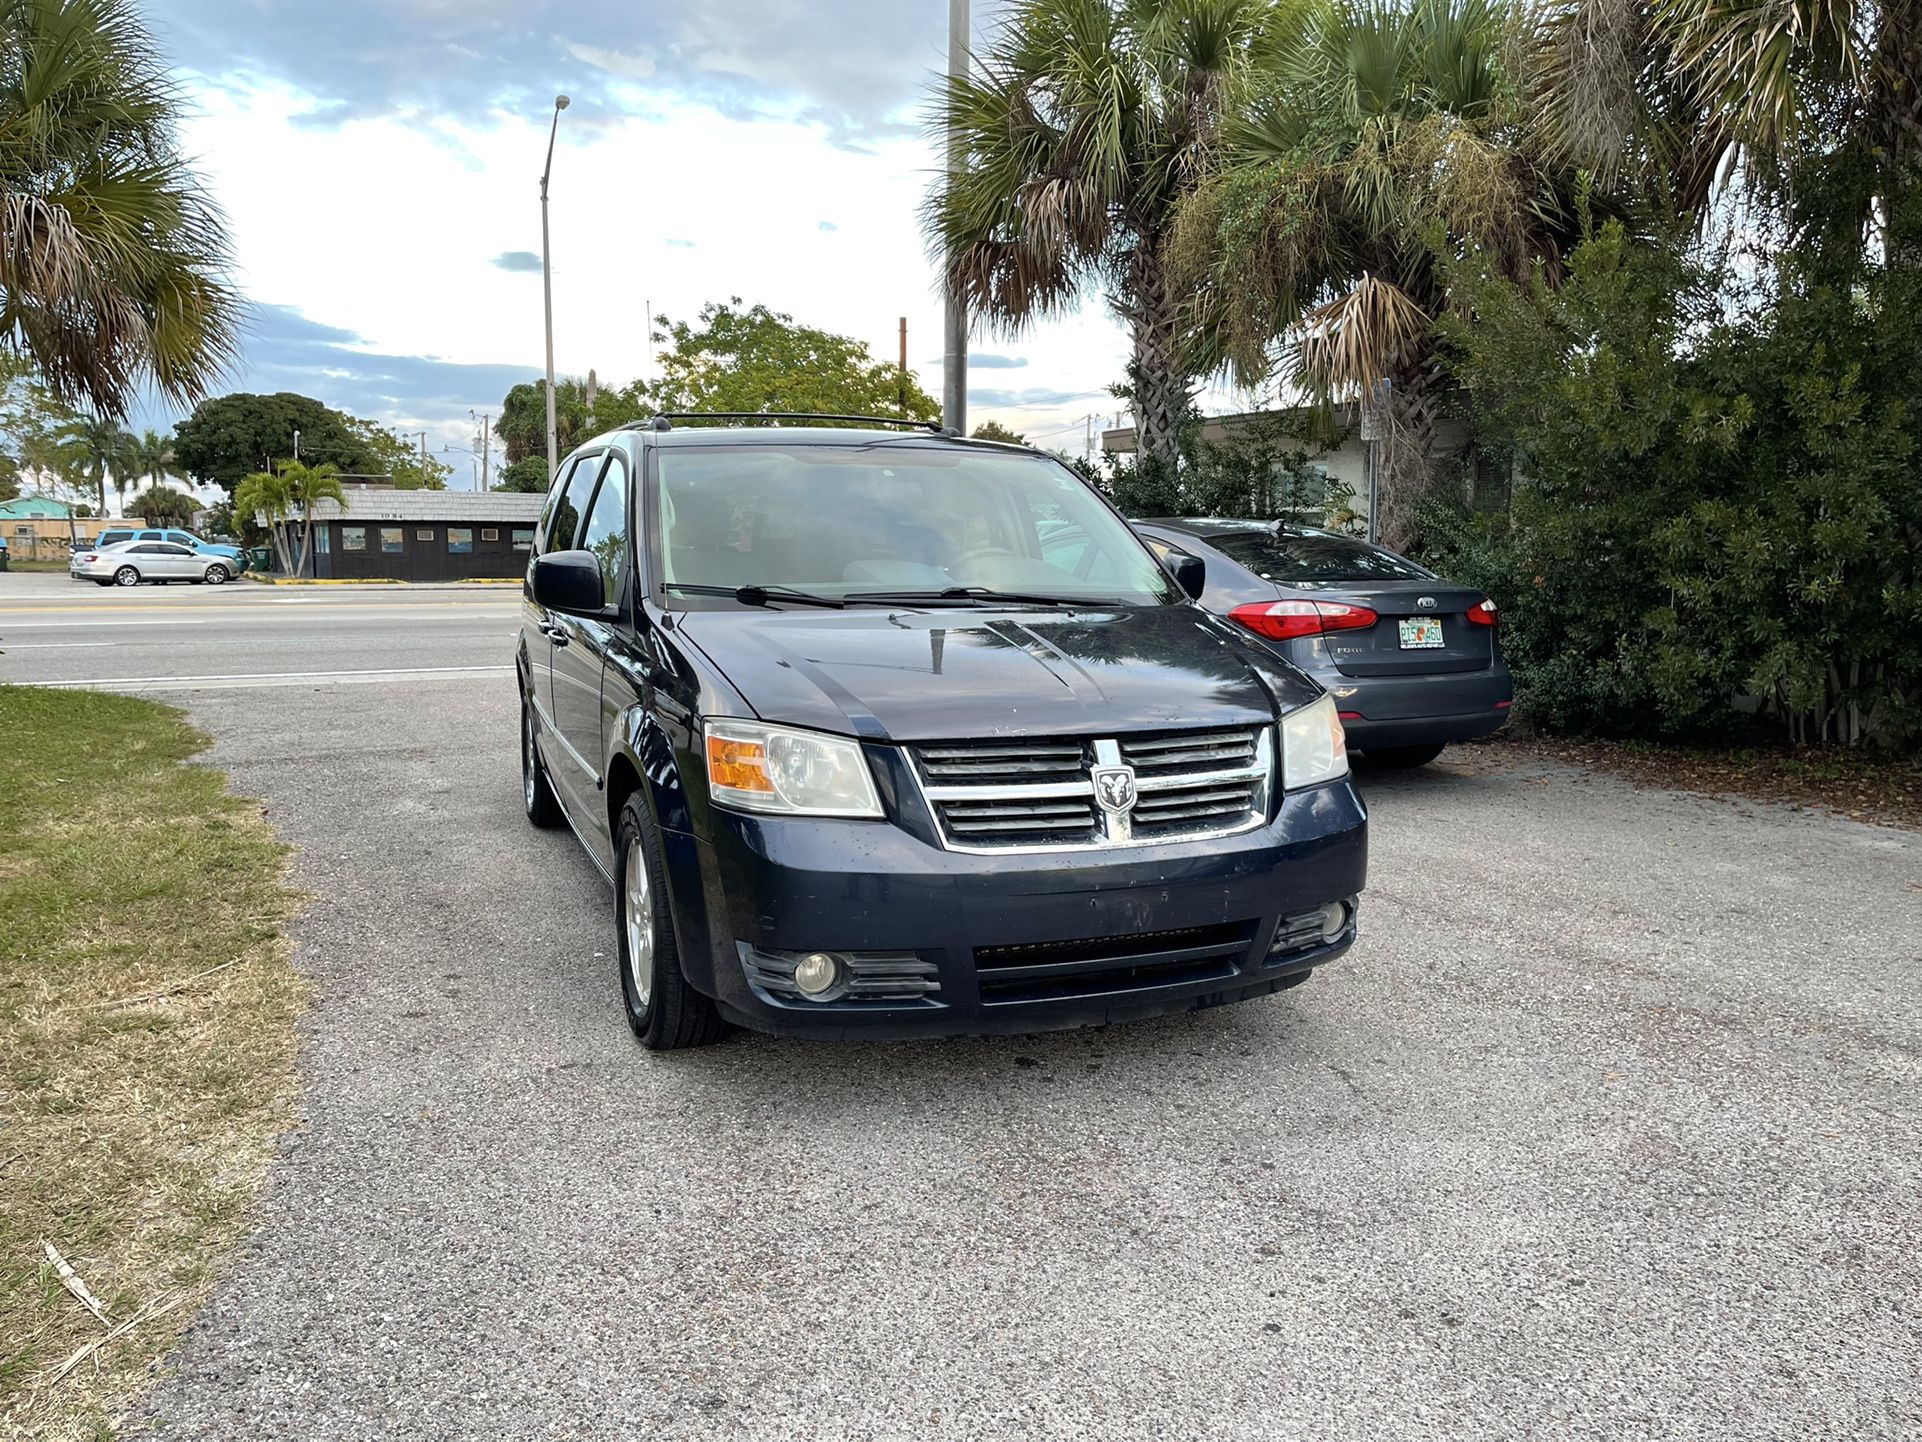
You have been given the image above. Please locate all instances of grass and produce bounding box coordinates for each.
[1,560,70,574]
[0,687,305,1440]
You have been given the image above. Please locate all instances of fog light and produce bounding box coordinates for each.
[1319,901,1350,944]
[792,951,844,999]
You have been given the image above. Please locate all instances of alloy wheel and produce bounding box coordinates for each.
[113,567,138,587]
[521,707,537,810]
[623,840,655,1012]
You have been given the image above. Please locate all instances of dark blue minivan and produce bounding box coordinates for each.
[518,417,1368,1048]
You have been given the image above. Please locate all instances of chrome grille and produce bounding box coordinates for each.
[916,741,1086,785]
[1119,728,1259,775]
[909,726,1272,853]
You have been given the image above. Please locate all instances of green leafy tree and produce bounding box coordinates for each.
[59,415,136,515]
[0,353,78,501]
[173,393,363,493]
[234,468,296,574]
[925,0,1277,473]
[970,420,1027,444]
[343,419,452,489]
[495,376,647,463]
[128,484,195,526]
[0,0,241,417]
[645,301,939,421]
[495,456,549,493]
[1428,212,1922,747]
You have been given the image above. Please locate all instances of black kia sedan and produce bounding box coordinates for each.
[1134,519,1513,767]
[518,418,1368,1049]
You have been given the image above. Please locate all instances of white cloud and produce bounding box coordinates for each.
[564,41,657,80]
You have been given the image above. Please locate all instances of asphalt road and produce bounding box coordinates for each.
[5,572,1918,1441]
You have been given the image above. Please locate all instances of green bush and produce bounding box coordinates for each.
[1425,217,1921,748]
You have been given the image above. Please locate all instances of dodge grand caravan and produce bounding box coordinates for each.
[518,416,1368,1048]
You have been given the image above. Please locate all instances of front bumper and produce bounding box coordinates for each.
[661,780,1368,1040]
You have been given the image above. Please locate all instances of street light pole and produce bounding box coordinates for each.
[540,94,570,480]
[941,0,968,436]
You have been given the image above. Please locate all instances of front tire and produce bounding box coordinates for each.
[615,794,729,1050]
[204,564,231,584]
[520,694,562,829]
[112,566,139,587]
[1364,742,1447,768]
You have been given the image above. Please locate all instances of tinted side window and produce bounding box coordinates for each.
[548,454,605,554]
[138,530,162,541]
[533,459,572,553]
[165,532,195,547]
[577,454,630,604]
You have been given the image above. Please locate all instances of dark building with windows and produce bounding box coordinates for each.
[296,489,545,581]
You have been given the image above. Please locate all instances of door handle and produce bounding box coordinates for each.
[540,623,570,647]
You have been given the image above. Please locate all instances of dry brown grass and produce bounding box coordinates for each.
[0,686,306,1440]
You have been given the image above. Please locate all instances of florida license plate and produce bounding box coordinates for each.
[1398,617,1445,649]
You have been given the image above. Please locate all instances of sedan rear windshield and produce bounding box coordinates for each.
[654,444,1178,605]
[1206,532,1433,583]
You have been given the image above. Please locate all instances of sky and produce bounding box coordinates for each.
[140,0,1238,490]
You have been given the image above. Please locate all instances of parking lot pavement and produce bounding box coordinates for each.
[27,595,1904,1440]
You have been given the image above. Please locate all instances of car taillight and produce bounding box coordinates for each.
[1465,598,1498,627]
[1229,599,1379,642]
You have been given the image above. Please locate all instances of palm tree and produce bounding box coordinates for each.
[1531,0,1918,261]
[59,414,136,515]
[129,427,179,490]
[236,462,347,577]
[924,0,1283,474]
[235,467,296,575]
[1172,0,1590,544]
[0,0,241,418]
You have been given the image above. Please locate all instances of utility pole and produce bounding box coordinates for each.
[292,429,300,462]
[1085,412,1094,463]
[414,431,427,485]
[541,94,570,480]
[941,0,969,435]
[469,410,492,491]
[898,316,908,411]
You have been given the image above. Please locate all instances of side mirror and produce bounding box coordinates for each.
[1168,552,1206,601]
[531,549,606,614]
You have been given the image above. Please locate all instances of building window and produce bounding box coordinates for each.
[511,528,533,552]
[447,527,473,554]
[315,525,330,554]
[416,528,434,541]
[381,527,403,553]
[481,528,499,542]
[343,526,367,551]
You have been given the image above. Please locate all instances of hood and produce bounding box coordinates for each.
[676,604,1321,742]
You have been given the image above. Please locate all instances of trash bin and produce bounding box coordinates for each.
[0,548,10,573]
[247,546,274,574]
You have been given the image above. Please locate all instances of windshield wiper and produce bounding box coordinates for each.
[663,582,845,609]
[842,586,1126,609]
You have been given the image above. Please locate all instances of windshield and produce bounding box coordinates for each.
[655,444,1179,605]
[1206,532,1433,583]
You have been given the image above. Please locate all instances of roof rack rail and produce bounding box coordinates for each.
[623,412,950,434]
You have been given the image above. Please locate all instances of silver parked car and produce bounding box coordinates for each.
[74,540,237,587]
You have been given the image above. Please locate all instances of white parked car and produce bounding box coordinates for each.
[74,540,237,587]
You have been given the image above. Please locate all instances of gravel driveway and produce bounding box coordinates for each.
[141,676,1922,1441]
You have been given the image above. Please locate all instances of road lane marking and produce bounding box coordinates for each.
[25,664,513,693]
[2,642,118,649]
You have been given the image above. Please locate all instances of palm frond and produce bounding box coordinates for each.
[1291,272,1430,397]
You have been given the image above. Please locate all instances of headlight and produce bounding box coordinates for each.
[704,719,882,817]
[1280,694,1348,788]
